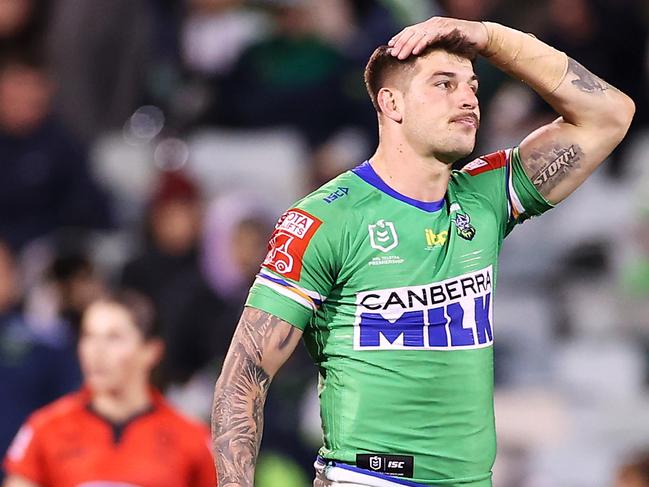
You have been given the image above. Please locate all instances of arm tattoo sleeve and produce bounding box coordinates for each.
[211,309,290,487]
[526,143,584,194]
[567,58,610,94]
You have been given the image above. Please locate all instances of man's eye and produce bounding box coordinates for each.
[436,81,451,89]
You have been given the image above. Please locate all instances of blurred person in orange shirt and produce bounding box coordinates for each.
[0,240,80,483]
[2,291,217,487]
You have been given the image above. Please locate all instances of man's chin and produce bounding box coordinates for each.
[436,145,475,164]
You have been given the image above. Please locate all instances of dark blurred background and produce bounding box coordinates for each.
[0,0,648,486]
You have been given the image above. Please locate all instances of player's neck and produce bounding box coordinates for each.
[91,384,152,424]
[370,142,451,203]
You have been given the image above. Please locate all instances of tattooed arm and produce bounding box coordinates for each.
[211,306,303,487]
[516,58,635,203]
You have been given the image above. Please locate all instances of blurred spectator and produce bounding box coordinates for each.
[24,244,107,341]
[620,210,649,303]
[176,0,269,126]
[0,240,80,483]
[0,0,48,53]
[201,193,272,302]
[121,170,202,321]
[122,171,203,301]
[616,450,649,487]
[0,49,113,251]
[44,252,106,336]
[217,0,350,148]
[47,0,156,142]
[121,170,211,384]
[181,0,268,77]
[162,193,272,385]
[2,291,217,487]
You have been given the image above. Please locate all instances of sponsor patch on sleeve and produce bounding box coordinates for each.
[262,208,322,281]
[463,150,507,176]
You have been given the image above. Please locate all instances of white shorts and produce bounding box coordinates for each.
[313,457,427,487]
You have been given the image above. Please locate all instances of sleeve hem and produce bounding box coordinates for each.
[509,147,555,216]
[245,287,310,331]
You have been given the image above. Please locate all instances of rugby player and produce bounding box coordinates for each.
[3,292,217,487]
[212,17,635,487]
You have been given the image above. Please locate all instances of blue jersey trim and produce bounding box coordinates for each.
[352,161,445,213]
[316,456,429,487]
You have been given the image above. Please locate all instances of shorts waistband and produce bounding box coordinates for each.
[316,456,428,487]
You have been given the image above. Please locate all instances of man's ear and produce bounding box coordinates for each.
[377,87,403,123]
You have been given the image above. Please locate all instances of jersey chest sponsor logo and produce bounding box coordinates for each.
[262,208,322,281]
[353,266,493,350]
[424,229,448,248]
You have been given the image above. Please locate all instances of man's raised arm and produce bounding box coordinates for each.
[389,17,635,204]
[211,306,303,487]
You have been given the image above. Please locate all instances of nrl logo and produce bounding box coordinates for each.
[452,212,476,241]
[369,456,382,470]
[368,219,399,252]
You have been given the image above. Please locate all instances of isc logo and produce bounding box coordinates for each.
[354,267,493,350]
[387,461,405,469]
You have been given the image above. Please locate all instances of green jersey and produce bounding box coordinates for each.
[246,148,552,486]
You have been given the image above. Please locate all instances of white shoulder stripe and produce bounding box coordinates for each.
[258,269,325,302]
[506,149,526,217]
[254,277,316,312]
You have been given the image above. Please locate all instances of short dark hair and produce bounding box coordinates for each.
[91,290,160,340]
[364,29,478,112]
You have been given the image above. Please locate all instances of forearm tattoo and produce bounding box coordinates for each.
[212,309,289,486]
[527,143,584,194]
[567,58,610,94]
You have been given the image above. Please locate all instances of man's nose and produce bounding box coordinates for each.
[459,83,478,109]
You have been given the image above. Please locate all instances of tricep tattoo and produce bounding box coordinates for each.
[526,143,584,194]
[212,308,292,486]
[567,58,610,94]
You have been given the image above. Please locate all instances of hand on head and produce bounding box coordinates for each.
[388,17,488,60]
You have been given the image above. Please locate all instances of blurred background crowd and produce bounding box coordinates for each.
[0,0,648,485]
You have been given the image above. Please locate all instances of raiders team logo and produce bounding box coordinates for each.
[452,212,476,241]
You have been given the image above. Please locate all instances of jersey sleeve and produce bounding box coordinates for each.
[245,206,338,330]
[461,147,554,236]
[3,421,47,484]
